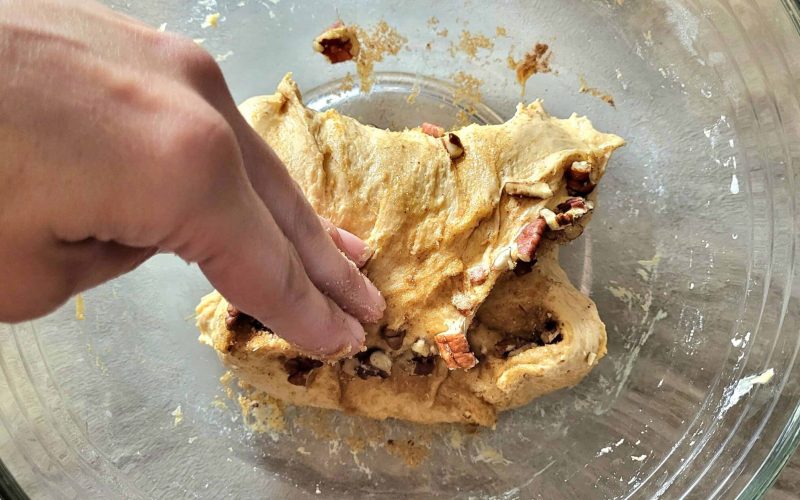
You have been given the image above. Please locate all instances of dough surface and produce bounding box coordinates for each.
[196,74,624,426]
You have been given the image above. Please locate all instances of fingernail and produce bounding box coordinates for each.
[362,278,386,321]
[338,228,371,267]
[344,314,366,354]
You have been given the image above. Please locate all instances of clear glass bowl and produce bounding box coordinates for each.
[2,0,799,498]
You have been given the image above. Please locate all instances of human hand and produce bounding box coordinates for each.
[0,0,384,356]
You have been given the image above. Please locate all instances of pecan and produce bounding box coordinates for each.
[411,338,436,356]
[514,217,547,263]
[451,293,474,315]
[466,265,489,285]
[494,337,537,358]
[513,259,535,276]
[352,349,392,379]
[412,356,436,376]
[566,161,596,195]
[504,181,553,199]
[540,329,562,344]
[225,304,267,331]
[442,133,464,159]
[434,331,478,370]
[542,197,593,231]
[492,246,515,271]
[284,357,323,386]
[421,122,445,138]
[313,24,360,64]
[381,327,406,350]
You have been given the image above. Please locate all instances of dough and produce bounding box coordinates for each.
[195,74,624,426]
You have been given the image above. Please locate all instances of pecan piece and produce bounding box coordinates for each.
[541,197,593,231]
[381,327,406,350]
[434,331,478,370]
[494,337,535,358]
[225,304,267,331]
[466,265,489,285]
[313,23,360,64]
[442,133,464,159]
[352,349,392,379]
[284,357,323,386]
[566,161,596,195]
[412,356,436,376]
[421,122,445,138]
[514,217,547,263]
[504,181,553,199]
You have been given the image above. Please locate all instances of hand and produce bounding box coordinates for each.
[0,0,384,356]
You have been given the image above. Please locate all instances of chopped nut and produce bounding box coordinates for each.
[421,122,445,138]
[494,337,536,358]
[341,358,359,376]
[442,133,464,159]
[491,246,515,271]
[435,331,478,370]
[540,329,561,344]
[412,356,436,376]
[381,327,406,350]
[284,357,323,386]
[566,160,597,195]
[514,217,547,262]
[353,349,391,379]
[542,197,593,231]
[369,350,393,374]
[451,293,474,314]
[504,181,554,199]
[411,338,436,356]
[313,24,360,64]
[586,352,597,365]
[466,265,489,285]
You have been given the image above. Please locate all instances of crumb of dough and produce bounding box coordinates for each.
[215,50,234,62]
[384,437,431,468]
[406,82,420,104]
[578,74,616,107]
[158,22,167,32]
[75,294,85,321]
[193,38,206,45]
[452,71,483,124]
[448,429,465,451]
[339,73,355,92]
[472,440,512,465]
[171,405,183,426]
[238,391,286,434]
[509,43,553,94]
[314,21,406,93]
[437,28,448,37]
[457,30,494,59]
[210,396,228,410]
[354,21,406,92]
[201,13,220,29]
[496,26,508,37]
[427,16,439,27]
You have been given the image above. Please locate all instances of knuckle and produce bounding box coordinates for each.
[159,108,237,177]
[170,37,225,87]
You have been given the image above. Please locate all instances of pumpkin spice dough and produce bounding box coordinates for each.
[195,74,624,426]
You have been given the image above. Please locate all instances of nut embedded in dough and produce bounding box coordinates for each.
[434,331,478,370]
[313,22,361,64]
[515,217,547,263]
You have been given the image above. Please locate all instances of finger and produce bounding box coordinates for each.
[181,186,366,357]
[319,216,372,268]
[60,240,157,292]
[228,122,386,324]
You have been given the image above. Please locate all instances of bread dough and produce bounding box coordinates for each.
[195,74,624,426]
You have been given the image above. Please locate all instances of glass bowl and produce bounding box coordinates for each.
[1,0,799,498]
